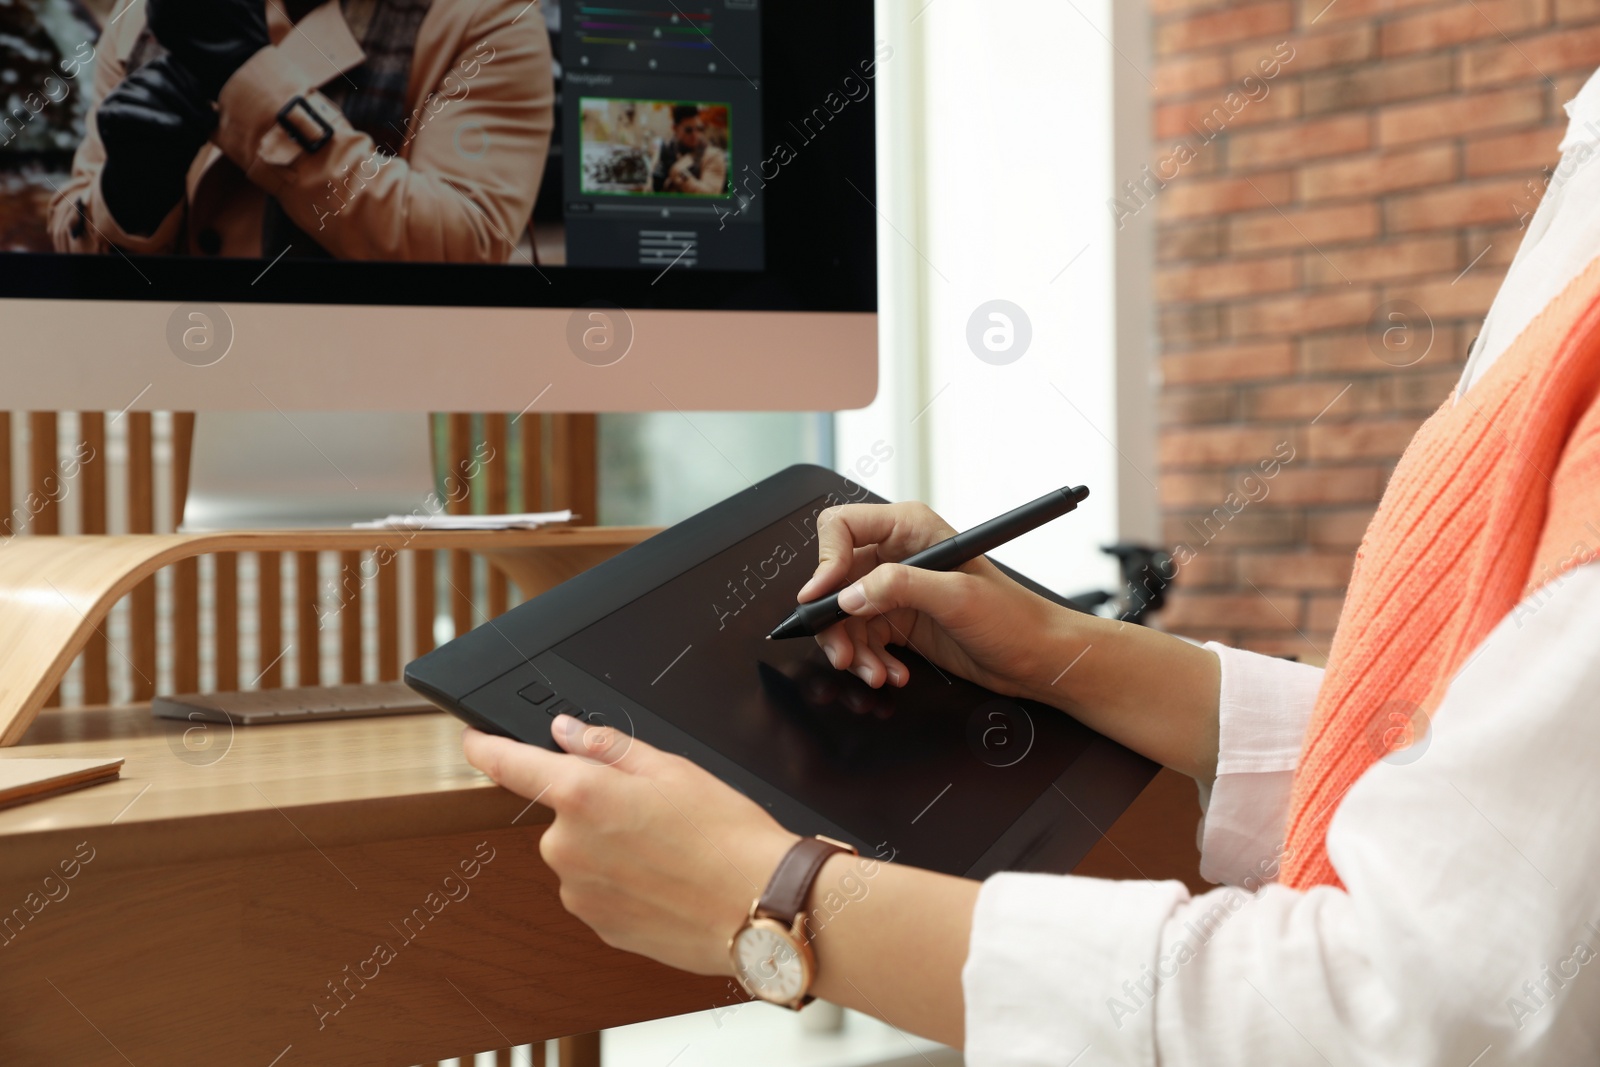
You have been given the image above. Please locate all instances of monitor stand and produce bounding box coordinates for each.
[180,412,437,531]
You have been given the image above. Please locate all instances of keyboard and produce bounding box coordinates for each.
[151,682,440,726]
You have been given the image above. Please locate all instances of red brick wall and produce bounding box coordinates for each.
[1147,0,1600,659]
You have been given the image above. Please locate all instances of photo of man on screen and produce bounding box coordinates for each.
[578,97,730,199]
[35,0,554,264]
[651,103,726,196]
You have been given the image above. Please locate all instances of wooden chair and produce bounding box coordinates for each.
[1,410,595,706]
[2,409,604,1067]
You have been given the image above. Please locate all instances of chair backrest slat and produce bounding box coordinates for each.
[26,414,63,707]
[0,413,11,538]
[549,414,599,522]
[126,412,157,702]
[256,552,284,689]
[446,413,476,639]
[411,548,436,659]
[214,552,240,691]
[170,414,201,693]
[484,413,510,619]
[377,550,400,681]
[294,552,321,687]
[520,409,542,513]
[338,550,363,684]
[77,413,111,705]
[28,413,59,536]
[80,413,107,535]
[127,412,154,533]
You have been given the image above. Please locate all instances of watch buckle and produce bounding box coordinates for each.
[813,834,859,855]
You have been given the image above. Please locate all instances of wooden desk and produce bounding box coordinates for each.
[0,704,735,1066]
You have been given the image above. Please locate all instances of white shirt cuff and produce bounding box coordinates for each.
[964,872,1190,1067]
[1196,643,1323,887]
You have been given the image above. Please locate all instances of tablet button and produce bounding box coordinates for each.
[545,699,577,718]
[518,682,555,705]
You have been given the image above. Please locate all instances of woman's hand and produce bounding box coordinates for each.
[462,716,796,976]
[464,717,979,1048]
[799,501,1078,697]
[800,500,1225,779]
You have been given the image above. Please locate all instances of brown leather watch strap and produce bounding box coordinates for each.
[754,836,854,925]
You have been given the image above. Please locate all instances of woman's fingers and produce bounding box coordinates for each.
[551,713,674,777]
[867,617,909,687]
[462,716,670,821]
[848,642,889,687]
[816,623,855,670]
[462,726,572,799]
[798,502,955,602]
[800,501,964,690]
[838,563,974,627]
[800,505,887,600]
[814,614,911,689]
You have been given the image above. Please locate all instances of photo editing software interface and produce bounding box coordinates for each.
[0,0,774,276]
[563,1,762,271]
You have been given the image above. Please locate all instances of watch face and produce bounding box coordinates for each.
[732,919,809,1004]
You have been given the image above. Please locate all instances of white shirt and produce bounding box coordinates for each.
[962,70,1600,1066]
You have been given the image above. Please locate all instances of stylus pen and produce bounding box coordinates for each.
[765,484,1091,641]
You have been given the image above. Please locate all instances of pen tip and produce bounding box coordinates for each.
[764,634,773,640]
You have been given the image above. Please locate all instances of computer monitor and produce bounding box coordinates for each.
[0,0,880,417]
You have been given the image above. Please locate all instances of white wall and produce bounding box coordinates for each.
[834,0,931,508]
[840,0,1129,598]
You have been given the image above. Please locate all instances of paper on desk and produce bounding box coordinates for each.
[0,756,124,811]
[351,510,574,531]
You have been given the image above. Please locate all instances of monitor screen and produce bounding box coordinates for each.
[0,0,878,311]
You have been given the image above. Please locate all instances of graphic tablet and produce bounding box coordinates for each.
[405,465,1158,878]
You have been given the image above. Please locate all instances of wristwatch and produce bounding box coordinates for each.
[728,834,857,1009]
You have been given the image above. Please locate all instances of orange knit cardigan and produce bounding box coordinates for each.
[1280,254,1600,890]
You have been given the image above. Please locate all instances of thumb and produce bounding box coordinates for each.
[836,563,973,625]
[551,711,662,774]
